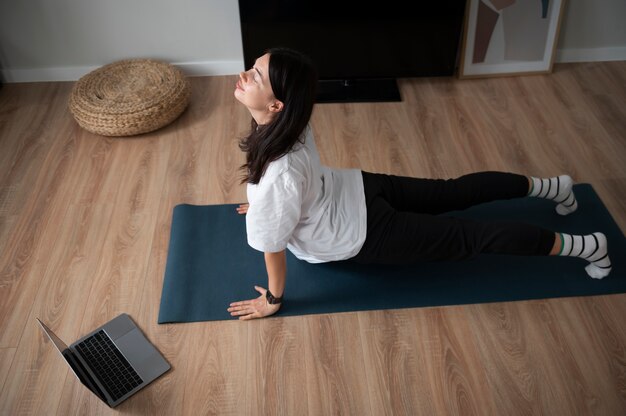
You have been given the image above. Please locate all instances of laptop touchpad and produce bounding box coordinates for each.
[114,330,168,380]
[105,314,136,339]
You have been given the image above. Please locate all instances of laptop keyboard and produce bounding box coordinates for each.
[75,330,143,402]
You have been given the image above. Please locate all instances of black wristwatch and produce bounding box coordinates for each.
[266,289,283,304]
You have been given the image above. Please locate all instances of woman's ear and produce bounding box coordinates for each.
[269,100,284,113]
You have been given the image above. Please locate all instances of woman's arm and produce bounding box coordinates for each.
[265,250,286,298]
[227,250,285,320]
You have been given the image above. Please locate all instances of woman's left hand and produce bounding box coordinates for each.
[227,286,281,320]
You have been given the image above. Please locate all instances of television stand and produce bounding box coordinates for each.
[316,78,401,103]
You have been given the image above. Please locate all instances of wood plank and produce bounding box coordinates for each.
[304,312,370,415]
[179,321,249,415]
[419,306,497,415]
[0,348,16,397]
[0,203,113,415]
[244,316,309,415]
[56,135,169,413]
[0,83,68,186]
[358,308,439,415]
[551,296,626,415]
[468,301,546,415]
[0,118,96,348]
[519,298,608,415]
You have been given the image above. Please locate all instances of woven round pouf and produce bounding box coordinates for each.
[69,59,191,136]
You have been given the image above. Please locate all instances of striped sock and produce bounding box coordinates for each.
[528,175,578,215]
[558,232,612,279]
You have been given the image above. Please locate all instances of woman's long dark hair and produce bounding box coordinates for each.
[239,47,318,184]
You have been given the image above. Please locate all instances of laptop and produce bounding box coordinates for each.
[37,313,170,408]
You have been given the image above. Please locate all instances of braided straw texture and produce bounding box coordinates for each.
[69,59,191,136]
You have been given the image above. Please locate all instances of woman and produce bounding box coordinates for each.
[227,47,612,321]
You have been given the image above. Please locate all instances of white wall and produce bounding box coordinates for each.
[556,0,626,62]
[0,0,244,82]
[1,0,625,83]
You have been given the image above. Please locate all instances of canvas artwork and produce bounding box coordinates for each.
[459,0,566,78]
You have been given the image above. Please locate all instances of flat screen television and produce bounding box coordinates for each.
[238,0,467,102]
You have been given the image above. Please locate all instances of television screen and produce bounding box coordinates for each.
[238,0,467,101]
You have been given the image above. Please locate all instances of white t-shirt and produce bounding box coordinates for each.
[245,125,367,263]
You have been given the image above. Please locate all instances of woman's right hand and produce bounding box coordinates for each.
[236,203,249,215]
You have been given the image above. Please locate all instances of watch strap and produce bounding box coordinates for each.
[266,289,283,304]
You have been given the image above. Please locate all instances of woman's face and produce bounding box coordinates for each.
[234,53,278,117]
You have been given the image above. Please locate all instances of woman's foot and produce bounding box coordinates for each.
[529,175,578,215]
[557,232,612,279]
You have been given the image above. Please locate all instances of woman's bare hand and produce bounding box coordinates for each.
[227,286,281,320]
[236,203,249,215]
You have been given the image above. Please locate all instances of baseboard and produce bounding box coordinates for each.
[3,49,625,83]
[0,60,244,83]
[555,46,626,63]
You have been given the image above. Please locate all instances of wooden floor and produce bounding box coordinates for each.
[1,61,625,415]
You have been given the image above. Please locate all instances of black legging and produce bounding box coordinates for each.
[351,171,556,264]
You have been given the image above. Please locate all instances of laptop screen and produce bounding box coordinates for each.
[36,319,108,404]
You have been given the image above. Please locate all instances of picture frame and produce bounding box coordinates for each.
[458,0,567,79]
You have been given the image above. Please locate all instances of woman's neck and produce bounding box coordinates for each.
[250,109,274,126]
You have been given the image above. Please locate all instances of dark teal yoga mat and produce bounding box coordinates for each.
[158,184,625,323]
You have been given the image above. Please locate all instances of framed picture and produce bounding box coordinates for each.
[458,0,566,78]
